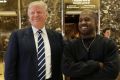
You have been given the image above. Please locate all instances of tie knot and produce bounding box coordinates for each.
[38,30,42,34]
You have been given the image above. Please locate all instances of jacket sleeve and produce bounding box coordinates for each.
[5,31,18,80]
[90,40,119,79]
[62,42,100,77]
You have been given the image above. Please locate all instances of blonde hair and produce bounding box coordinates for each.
[28,1,48,11]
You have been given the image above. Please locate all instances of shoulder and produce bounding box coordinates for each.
[96,35,112,43]
[46,29,62,38]
[97,35,117,49]
[46,29,61,35]
[9,27,32,40]
[13,27,31,34]
[65,38,80,49]
[11,27,31,36]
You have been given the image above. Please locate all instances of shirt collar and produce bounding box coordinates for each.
[32,26,46,35]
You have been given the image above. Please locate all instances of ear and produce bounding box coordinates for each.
[95,19,98,26]
[95,22,98,32]
[46,11,48,18]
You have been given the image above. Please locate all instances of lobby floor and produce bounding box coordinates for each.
[0,61,4,80]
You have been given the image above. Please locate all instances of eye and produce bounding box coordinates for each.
[37,11,42,14]
[79,18,82,22]
[30,12,35,15]
[84,17,90,21]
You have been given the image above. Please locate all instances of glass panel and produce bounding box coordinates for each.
[0,0,18,80]
[100,0,120,54]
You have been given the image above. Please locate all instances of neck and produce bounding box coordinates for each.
[81,33,96,39]
[81,34,96,52]
[33,25,45,30]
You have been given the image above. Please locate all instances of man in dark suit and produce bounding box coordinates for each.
[62,9,119,80]
[5,1,63,80]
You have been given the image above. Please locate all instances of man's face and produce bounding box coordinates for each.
[28,5,48,29]
[104,30,111,38]
[78,13,97,36]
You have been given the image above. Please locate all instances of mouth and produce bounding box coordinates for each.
[34,18,40,21]
[81,26,88,30]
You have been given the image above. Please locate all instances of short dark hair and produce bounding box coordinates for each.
[79,9,98,23]
[102,27,111,34]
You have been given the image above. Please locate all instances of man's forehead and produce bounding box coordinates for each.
[79,10,96,19]
[81,9,95,14]
[79,13,93,18]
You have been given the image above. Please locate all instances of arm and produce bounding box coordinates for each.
[4,32,18,80]
[62,42,100,77]
[91,40,119,79]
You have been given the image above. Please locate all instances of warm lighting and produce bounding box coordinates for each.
[0,0,7,3]
[66,11,81,14]
[0,11,17,16]
[72,0,90,4]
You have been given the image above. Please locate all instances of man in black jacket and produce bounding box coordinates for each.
[62,9,119,80]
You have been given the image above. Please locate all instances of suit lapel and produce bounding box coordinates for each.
[23,27,38,65]
[46,29,54,55]
[46,29,55,72]
[23,27,38,78]
[24,27,37,54]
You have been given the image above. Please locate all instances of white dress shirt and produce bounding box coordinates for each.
[32,26,51,79]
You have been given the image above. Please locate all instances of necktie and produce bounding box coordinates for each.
[37,30,46,80]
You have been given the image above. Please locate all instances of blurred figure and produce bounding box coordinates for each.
[62,9,119,80]
[5,1,63,80]
[0,36,3,52]
[0,36,3,62]
[102,27,111,38]
[64,23,79,41]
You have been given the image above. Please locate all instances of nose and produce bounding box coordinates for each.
[81,20,86,24]
[34,12,39,16]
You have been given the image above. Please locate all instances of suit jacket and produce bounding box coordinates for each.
[5,27,63,80]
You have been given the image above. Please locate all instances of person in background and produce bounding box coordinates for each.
[0,36,3,62]
[5,1,63,80]
[0,36,3,52]
[62,9,119,80]
[102,27,111,39]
